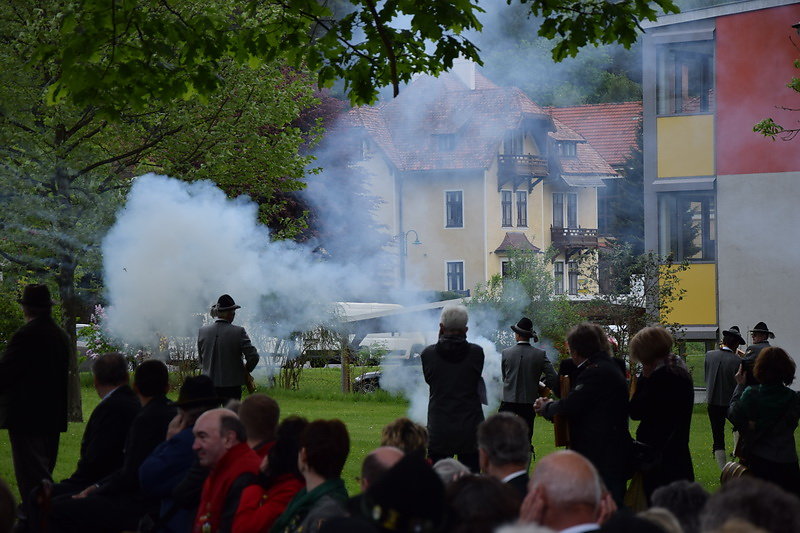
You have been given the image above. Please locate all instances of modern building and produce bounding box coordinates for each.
[346,63,619,296]
[641,0,800,349]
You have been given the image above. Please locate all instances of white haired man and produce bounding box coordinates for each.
[420,304,485,472]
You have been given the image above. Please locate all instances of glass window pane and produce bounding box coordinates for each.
[502,190,512,227]
[657,41,714,115]
[517,191,527,227]
[553,193,564,228]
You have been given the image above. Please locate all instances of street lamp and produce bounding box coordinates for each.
[396,229,422,288]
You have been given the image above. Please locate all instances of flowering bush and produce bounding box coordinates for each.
[79,305,122,361]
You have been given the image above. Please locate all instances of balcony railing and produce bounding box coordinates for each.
[498,154,548,180]
[551,226,598,248]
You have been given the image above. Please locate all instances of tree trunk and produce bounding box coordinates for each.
[57,255,83,422]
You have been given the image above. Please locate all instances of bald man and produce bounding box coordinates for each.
[521,450,603,532]
[193,409,261,533]
[359,447,405,492]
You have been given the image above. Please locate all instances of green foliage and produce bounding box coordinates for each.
[754,57,800,141]
[604,119,644,252]
[588,242,689,359]
[0,278,25,352]
[470,248,580,356]
[35,0,680,113]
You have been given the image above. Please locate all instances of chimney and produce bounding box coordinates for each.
[452,58,476,90]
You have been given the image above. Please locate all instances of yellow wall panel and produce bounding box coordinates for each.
[662,263,717,325]
[657,115,715,177]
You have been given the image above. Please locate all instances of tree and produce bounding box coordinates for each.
[469,248,581,357]
[0,0,319,419]
[585,242,688,361]
[754,58,800,141]
[38,0,679,114]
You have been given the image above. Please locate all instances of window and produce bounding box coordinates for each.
[657,41,714,115]
[501,259,511,278]
[501,190,512,227]
[554,262,564,295]
[516,191,528,227]
[658,191,716,261]
[553,192,578,228]
[557,142,577,157]
[504,131,524,154]
[435,134,456,151]
[447,261,464,291]
[568,261,579,295]
[445,191,463,228]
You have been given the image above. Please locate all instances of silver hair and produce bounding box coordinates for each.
[530,451,602,509]
[440,304,468,331]
[477,412,531,466]
[432,457,471,486]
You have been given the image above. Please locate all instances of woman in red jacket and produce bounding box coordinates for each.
[233,417,308,533]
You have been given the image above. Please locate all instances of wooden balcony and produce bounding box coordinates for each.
[551,226,599,248]
[498,154,549,180]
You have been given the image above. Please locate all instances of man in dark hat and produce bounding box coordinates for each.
[499,317,557,450]
[705,326,745,469]
[741,321,774,387]
[198,294,260,402]
[0,284,70,513]
[139,375,222,533]
[420,304,485,472]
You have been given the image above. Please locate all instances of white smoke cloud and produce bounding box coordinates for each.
[102,173,385,353]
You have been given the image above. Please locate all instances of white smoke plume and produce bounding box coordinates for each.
[102,173,387,355]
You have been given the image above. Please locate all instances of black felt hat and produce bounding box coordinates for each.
[216,294,241,312]
[18,284,54,307]
[750,322,775,339]
[173,375,221,409]
[511,317,538,342]
[362,454,445,532]
[722,326,745,347]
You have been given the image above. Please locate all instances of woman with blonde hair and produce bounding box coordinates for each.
[729,346,800,496]
[629,326,694,502]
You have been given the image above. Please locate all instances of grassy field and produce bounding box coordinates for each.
[1,367,738,502]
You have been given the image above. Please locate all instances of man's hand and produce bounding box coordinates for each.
[734,364,746,385]
[534,397,552,414]
[519,485,546,525]
[166,412,187,440]
[72,484,99,499]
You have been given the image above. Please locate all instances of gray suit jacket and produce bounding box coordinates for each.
[501,343,557,404]
[704,347,740,406]
[197,319,259,387]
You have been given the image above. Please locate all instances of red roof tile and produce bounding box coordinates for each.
[346,68,618,179]
[547,101,642,167]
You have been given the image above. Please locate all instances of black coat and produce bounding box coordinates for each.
[742,341,770,387]
[421,335,484,456]
[629,358,694,499]
[95,394,176,498]
[64,385,141,486]
[543,353,630,486]
[0,315,70,434]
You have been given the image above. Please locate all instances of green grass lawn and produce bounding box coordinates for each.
[0,367,745,502]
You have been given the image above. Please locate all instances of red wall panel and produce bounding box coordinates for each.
[716,4,800,175]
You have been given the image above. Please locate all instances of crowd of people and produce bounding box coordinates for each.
[1,287,800,533]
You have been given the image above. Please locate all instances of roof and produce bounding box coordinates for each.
[345,67,618,179]
[547,101,642,167]
[494,232,541,254]
[641,0,798,28]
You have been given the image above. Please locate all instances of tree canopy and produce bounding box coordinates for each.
[39,0,678,115]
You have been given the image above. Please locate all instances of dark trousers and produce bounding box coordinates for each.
[499,402,535,444]
[9,430,60,508]
[748,455,800,498]
[707,404,729,451]
[215,386,242,404]
[49,492,150,533]
[428,449,480,473]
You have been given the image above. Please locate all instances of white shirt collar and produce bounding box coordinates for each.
[102,386,120,401]
[560,524,600,533]
[501,470,527,483]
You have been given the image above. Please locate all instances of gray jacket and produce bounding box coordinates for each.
[197,319,259,387]
[501,342,557,404]
[704,347,740,406]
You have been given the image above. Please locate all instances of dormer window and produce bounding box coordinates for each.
[557,142,577,157]
[504,131,524,154]
[434,134,456,152]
